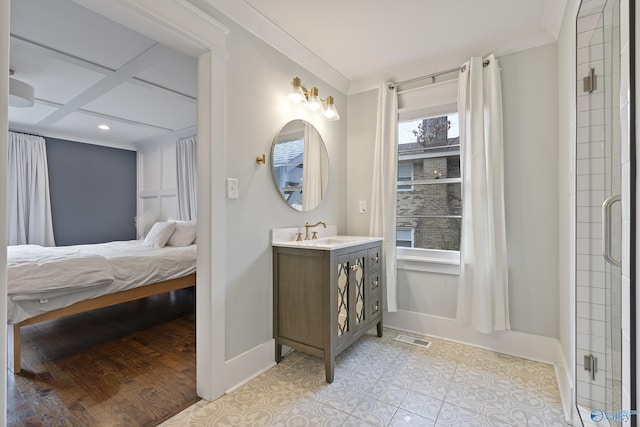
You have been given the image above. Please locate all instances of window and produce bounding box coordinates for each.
[396,227,414,248]
[396,112,461,253]
[397,162,414,192]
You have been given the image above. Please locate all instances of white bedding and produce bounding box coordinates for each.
[8,240,197,324]
[8,245,114,295]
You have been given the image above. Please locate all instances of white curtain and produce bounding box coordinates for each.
[456,54,510,333]
[302,123,323,211]
[369,82,399,312]
[7,131,55,246]
[176,136,197,221]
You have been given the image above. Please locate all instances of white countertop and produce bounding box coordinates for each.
[271,226,382,250]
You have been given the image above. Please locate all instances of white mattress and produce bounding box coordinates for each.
[8,240,197,324]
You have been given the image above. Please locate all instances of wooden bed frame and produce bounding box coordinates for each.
[8,272,196,373]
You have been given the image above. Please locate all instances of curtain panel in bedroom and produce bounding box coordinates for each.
[176,136,197,221]
[7,131,55,246]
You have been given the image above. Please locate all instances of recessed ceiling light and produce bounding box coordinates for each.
[98,124,110,131]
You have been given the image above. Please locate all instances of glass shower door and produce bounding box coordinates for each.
[602,0,623,416]
[575,0,623,424]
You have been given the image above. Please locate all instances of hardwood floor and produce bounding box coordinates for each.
[7,287,197,427]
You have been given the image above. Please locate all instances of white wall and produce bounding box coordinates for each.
[198,13,348,360]
[137,143,180,235]
[347,43,560,343]
[501,44,560,337]
[346,89,377,237]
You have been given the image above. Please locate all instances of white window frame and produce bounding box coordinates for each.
[396,226,415,247]
[396,104,461,275]
[397,162,414,192]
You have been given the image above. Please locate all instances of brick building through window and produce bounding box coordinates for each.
[397,113,461,251]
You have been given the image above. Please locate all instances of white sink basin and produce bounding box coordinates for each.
[309,236,363,245]
[273,235,382,250]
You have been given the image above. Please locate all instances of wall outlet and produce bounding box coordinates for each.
[359,200,367,214]
[226,178,239,199]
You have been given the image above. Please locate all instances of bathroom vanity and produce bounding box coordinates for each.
[272,233,383,383]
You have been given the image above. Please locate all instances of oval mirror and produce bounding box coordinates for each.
[270,120,329,211]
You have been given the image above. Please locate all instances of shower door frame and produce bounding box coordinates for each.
[574,0,636,424]
[629,0,636,423]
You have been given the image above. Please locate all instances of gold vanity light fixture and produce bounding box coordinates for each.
[288,77,340,121]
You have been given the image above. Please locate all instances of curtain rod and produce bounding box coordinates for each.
[9,129,44,138]
[389,59,490,90]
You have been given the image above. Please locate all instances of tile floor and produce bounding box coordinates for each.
[162,328,568,426]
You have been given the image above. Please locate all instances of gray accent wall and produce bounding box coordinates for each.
[45,137,137,246]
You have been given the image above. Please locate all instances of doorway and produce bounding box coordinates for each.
[1,0,227,423]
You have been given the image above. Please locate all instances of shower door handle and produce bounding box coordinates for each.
[602,194,622,267]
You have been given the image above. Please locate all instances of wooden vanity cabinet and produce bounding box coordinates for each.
[273,240,383,383]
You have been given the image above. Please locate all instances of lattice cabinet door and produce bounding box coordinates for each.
[336,255,351,340]
[351,253,367,335]
[335,250,368,348]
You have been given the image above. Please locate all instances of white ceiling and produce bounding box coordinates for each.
[9,0,198,150]
[243,0,566,84]
[8,0,568,149]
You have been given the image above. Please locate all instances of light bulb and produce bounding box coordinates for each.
[307,87,323,112]
[288,77,307,104]
[323,96,340,121]
[288,86,306,104]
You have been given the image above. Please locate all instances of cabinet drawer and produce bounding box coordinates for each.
[369,271,381,293]
[367,247,381,270]
[370,292,382,317]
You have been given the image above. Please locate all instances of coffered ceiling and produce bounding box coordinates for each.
[9,0,198,150]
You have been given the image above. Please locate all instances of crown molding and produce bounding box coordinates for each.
[349,28,556,96]
[73,0,228,57]
[191,0,350,95]
[543,0,570,40]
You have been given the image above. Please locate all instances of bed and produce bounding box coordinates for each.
[7,238,197,373]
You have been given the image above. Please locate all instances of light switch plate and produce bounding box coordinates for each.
[359,200,367,214]
[226,178,238,199]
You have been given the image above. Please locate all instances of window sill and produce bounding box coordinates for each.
[396,250,460,275]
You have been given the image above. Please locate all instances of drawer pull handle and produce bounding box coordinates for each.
[373,304,379,311]
[372,255,379,262]
[372,280,379,287]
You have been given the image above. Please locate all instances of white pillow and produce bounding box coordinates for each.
[143,221,176,248]
[167,221,197,246]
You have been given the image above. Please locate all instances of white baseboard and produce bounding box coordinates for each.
[386,310,560,364]
[224,339,275,394]
[555,344,575,425]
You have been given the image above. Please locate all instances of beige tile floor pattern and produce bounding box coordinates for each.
[162,328,568,426]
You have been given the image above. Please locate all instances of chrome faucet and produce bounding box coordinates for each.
[305,221,326,240]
